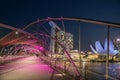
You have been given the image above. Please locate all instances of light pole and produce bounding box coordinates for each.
[106,25,110,80]
[78,21,82,71]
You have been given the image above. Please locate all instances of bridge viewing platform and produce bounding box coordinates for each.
[0,56,71,80]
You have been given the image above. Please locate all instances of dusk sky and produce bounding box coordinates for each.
[0,0,120,51]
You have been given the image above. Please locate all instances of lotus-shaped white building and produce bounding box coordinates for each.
[90,39,118,55]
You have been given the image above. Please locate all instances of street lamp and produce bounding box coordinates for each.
[28,36,30,38]
[15,31,19,34]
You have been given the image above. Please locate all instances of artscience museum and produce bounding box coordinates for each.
[90,39,118,55]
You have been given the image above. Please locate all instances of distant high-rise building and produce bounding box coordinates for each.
[55,30,73,54]
[49,21,73,54]
[56,31,65,54]
[114,38,120,54]
[65,33,73,52]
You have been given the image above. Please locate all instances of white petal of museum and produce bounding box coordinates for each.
[90,39,118,55]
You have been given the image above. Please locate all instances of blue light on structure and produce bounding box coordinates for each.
[90,39,118,55]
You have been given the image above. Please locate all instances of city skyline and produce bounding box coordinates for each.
[0,0,120,51]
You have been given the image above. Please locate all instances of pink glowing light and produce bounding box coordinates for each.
[39,47,44,51]
[35,46,44,51]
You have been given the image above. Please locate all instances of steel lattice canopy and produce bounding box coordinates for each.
[0,23,40,47]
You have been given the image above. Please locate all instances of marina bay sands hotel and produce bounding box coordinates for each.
[49,21,73,54]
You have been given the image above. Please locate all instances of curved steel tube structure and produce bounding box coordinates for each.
[0,17,120,80]
[23,17,120,30]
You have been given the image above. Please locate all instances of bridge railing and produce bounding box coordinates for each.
[40,54,84,80]
[0,55,28,65]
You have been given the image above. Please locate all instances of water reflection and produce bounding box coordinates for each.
[81,62,120,80]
